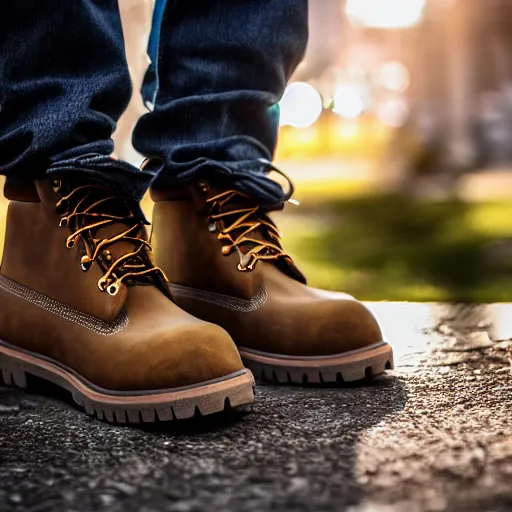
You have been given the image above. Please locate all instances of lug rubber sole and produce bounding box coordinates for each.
[239,341,394,385]
[0,341,255,423]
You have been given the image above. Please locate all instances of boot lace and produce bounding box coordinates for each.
[53,179,168,296]
[204,165,297,272]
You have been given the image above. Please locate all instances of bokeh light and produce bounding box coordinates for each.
[279,82,323,129]
[346,0,426,29]
[379,61,410,93]
[332,85,364,119]
[377,98,410,127]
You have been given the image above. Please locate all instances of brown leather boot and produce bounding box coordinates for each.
[151,176,394,385]
[0,178,254,423]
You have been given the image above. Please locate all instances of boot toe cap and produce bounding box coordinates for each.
[253,294,384,357]
[315,297,383,355]
[93,321,245,392]
[145,323,245,390]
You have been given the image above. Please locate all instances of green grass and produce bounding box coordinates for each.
[277,195,512,302]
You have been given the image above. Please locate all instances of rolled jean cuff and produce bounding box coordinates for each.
[47,153,156,203]
[152,157,287,208]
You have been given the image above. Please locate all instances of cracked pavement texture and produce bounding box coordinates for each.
[2,303,512,512]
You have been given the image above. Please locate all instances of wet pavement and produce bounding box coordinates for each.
[1,303,512,512]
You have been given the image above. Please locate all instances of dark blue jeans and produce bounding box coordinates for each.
[0,0,308,206]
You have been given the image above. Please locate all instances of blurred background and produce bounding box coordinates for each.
[273,0,512,302]
[2,0,512,302]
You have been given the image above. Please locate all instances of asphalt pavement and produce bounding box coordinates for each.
[1,303,512,512]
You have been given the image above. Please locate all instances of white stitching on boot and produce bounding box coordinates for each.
[0,274,129,336]
[170,283,268,313]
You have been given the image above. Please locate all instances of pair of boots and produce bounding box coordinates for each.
[0,173,393,423]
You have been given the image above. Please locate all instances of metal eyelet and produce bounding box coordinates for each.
[107,282,120,296]
[198,180,210,193]
[237,262,255,272]
[80,256,92,272]
[208,223,217,233]
[102,250,113,262]
[52,179,62,194]
[98,276,120,296]
[66,239,75,249]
